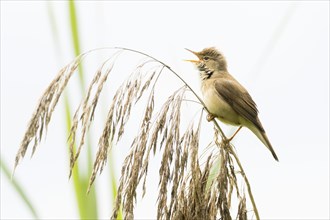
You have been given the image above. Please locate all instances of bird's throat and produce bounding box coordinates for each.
[198,63,214,80]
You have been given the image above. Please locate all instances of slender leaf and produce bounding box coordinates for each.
[0,158,39,219]
[68,1,98,219]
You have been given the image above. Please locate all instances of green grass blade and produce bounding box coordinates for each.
[69,0,85,88]
[63,95,98,219]
[47,1,98,219]
[47,2,88,219]
[68,1,98,219]
[0,158,39,219]
[63,95,87,219]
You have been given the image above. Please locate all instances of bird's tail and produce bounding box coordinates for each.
[248,124,279,161]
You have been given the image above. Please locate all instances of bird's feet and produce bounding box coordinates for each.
[206,113,215,122]
[227,126,243,142]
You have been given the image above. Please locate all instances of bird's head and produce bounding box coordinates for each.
[185,47,227,73]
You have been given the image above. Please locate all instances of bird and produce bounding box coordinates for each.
[185,47,279,161]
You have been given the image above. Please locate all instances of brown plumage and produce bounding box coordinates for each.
[186,47,279,161]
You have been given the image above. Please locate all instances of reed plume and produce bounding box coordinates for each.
[14,47,259,220]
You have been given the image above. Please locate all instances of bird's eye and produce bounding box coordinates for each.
[203,56,209,61]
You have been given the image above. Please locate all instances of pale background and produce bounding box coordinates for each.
[1,1,329,219]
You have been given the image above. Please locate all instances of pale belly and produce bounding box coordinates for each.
[202,85,241,126]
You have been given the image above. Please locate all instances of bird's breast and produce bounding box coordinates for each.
[201,80,240,126]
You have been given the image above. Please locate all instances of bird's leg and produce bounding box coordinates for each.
[227,126,243,142]
[206,113,215,122]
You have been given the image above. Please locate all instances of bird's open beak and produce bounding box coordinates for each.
[184,48,201,63]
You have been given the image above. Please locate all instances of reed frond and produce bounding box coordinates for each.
[14,47,260,220]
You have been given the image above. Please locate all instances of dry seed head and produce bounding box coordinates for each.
[14,55,83,174]
[14,48,259,220]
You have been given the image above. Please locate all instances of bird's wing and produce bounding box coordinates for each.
[214,79,264,132]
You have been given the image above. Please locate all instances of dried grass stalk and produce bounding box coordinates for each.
[88,62,161,194]
[68,53,119,178]
[15,47,261,220]
[237,195,248,220]
[14,54,84,174]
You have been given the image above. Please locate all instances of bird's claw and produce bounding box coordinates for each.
[206,114,215,122]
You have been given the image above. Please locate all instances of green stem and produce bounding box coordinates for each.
[67,1,98,219]
[1,158,39,219]
[68,0,85,88]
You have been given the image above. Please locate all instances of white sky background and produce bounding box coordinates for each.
[1,1,329,219]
